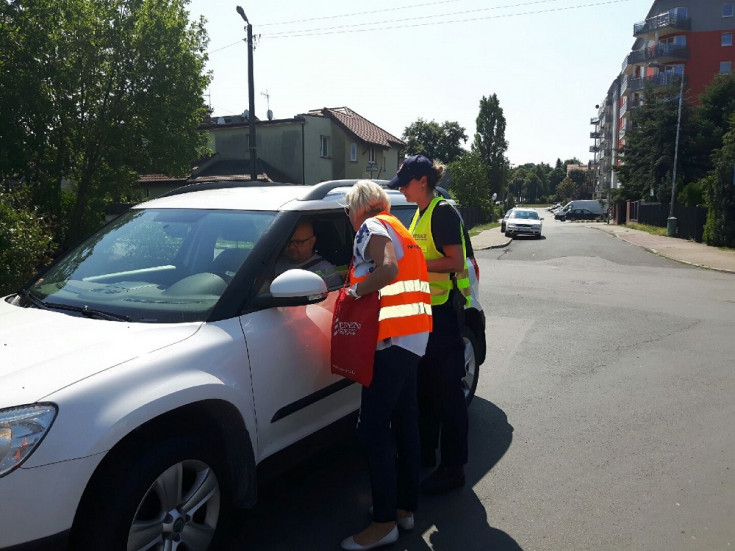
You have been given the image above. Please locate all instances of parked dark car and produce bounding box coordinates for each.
[564,208,602,221]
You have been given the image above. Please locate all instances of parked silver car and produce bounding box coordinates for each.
[505,208,543,238]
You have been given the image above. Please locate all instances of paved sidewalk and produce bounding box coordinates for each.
[470,224,735,274]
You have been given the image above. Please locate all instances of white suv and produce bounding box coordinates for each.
[0,180,486,550]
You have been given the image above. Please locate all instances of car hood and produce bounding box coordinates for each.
[0,298,201,407]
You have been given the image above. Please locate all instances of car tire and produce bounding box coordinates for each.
[71,432,230,551]
[505,231,512,237]
[461,326,480,406]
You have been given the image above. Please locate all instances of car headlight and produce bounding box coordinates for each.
[0,404,57,477]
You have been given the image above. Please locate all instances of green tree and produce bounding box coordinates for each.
[472,94,508,198]
[694,74,735,158]
[615,84,700,202]
[568,169,589,198]
[702,115,735,247]
[402,118,467,163]
[556,177,577,202]
[523,172,541,203]
[547,165,567,199]
[0,187,54,294]
[0,0,211,247]
[447,152,492,218]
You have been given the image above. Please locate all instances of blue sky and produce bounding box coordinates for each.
[186,0,653,166]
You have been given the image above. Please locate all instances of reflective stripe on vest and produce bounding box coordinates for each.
[408,197,471,307]
[350,213,432,341]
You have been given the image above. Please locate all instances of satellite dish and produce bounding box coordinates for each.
[267,109,273,121]
[243,109,249,120]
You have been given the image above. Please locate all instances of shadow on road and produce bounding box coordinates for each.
[220,398,518,550]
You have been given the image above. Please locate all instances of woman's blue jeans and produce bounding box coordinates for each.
[356,345,421,523]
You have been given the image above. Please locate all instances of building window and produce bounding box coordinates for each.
[368,147,375,163]
[721,61,732,74]
[660,35,686,46]
[664,63,685,77]
[723,32,733,46]
[320,136,330,158]
[350,143,358,162]
[724,3,734,17]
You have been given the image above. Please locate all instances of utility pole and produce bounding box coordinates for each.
[667,70,685,236]
[236,6,257,181]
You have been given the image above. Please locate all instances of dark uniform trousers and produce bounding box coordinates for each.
[418,291,469,467]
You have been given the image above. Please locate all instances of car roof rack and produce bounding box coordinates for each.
[159,179,298,198]
[158,177,452,202]
[299,179,451,201]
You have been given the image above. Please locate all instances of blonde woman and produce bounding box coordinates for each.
[339,180,432,550]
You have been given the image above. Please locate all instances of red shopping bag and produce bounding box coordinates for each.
[330,286,379,387]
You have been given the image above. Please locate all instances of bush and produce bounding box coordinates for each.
[0,188,55,295]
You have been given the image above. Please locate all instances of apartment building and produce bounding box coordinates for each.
[591,0,735,195]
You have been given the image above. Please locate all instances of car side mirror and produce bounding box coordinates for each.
[252,269,328,309]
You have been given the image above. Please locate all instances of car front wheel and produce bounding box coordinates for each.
[461,326,480,405]
[72,432,229,551]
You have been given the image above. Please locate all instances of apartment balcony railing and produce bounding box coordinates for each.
[634,11,691,37]
[589,145,599,153]
[631,72,684,94]
[590,131,602,139]
[619,120,633,140]
[599,129,613,146]
[590,117,600,125]
[621,43,689,72]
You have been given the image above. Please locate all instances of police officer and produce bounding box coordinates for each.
[389,155,470,495]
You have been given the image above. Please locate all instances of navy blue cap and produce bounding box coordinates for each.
[387,155,434,189]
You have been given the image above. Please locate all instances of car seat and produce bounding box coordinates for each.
[210,219,258,281]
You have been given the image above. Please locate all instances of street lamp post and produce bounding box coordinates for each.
[236,5,257,181]
[667,70,685,236]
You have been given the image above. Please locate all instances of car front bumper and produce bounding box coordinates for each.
[507,225,541,236]
[0,454,101,549]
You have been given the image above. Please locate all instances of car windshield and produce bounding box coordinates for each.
[22,208,275,323]
[511,211,539,220]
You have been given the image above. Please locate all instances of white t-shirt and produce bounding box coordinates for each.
[353,217,429,358]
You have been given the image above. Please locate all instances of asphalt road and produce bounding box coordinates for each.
[223,216,735,550]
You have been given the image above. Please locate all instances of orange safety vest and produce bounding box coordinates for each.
[349,212,432,341]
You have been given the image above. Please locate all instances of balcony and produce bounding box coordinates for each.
[590,131,602,139]
[619,120,632,140]
[589,145,599,153]
[599,129,613,146]
[590,117,599,125]
[621,44,689,72]
[634,11,691,37]
[629,72,684,94]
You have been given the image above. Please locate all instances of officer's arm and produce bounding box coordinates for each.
[426,243,464,273]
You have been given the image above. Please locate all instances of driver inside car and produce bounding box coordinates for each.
[274,220,343,288]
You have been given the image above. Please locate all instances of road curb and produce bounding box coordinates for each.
[472,238,512,251]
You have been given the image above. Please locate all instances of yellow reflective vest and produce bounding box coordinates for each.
[408,197,471,307]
